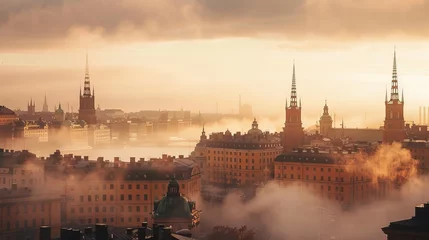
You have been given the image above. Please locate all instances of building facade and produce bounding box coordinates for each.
[0,188,62,240]
[88,124,111,146]
[23,120,49,143]
[274,149,391,208]
[283,63,304,152]
[0,106,19,126]
[384,50,405,143]
[402,139,429,174]
[56,154,201,229]
[78,55,97,125]
[204,119,282,187]
[382,202,429,239]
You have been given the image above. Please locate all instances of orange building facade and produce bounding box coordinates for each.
[384,50,405,143]
[283,63,304,152]
[274,149,391,208]
[61,155,201,228]
[204,119,283,187]
[0,188,62,240]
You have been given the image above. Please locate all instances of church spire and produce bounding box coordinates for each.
[390,47,399,101]
[290,60,298,107]
[83,53,91,96]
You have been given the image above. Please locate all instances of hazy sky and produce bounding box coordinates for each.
[2,0,429,128]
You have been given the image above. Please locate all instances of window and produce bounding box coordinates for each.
[121,206,124,212]
[128,195,132,200]
[128,206,132,212]
[120,195,124,201]
[128,184,132,190]
[340,187,344,192]
[110,195,114,201]
[120,184,124,190]
[88,195,92,202]
[103,207,106,212]
[110,184,114,189]
[144,194,148,201]
[110,207,114,212]
[80,207,84,213]
[154,184,158,190]
[103,195,107,201]
[144,206,148,212]
[136,206,140,212]
[136,184,140,189]
[136,194,140,200]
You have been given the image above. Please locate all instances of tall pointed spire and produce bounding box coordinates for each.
[385,86,388,103]
[390,46,399,101]
[402,89,404,103]
[83,53,91,96]
[290,60,298,107]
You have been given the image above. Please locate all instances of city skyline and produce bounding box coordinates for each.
[3,1,429,128]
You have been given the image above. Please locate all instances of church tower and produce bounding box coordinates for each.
[383,49,405,143]
[78,54,97,125]
[42,94,49,112]
[27,98,36,115]
[319,100,333,136]
[283,62,304,152]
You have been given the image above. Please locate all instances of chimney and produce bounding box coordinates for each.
[84,227,93,236]
[179,155,184,159]
[158,225,165,240]
[130,157,136,164]
[84,156,89,161]
[138,227,146,240]
[152,224,159,240]
[114,157,120,162]
[162,154,167,160]
[126,228,133,235]
[95,223,108,240]
[39,226,51,240]
[72,229,81,240]
[163,227,172,240]
[60,228,68,240]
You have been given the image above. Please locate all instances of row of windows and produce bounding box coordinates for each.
[277,174,367,182]
[78,194,157,202]
[71,205,151,214]
[208,157,274,164]
[208,150,280,156]
[276,166,347,173]
[82,183,186,191]
[5,204,47,215]
[208,164,266,170]
[3,218,46,231]
[76,216,149,225]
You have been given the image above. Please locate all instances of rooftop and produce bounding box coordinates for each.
[274,148,358,164]
[382,202,429,234]
[0,105,16,115]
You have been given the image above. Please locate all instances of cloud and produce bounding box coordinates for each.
[2,0,429,49]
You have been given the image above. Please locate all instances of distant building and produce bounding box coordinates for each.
[54,103,65,122]
[384,49,406,143]
[42,94,49,112]
[22,119,49,143]
[27,98,36,116]
[0,106,19,126]
[88,123,111,146]
[318,101,383,142]
[204,119,282,187]
[274,149,392,209]
[283,63,304,152]
[402,139,429,173]
[191,126,207,183]
[153,178,201,235]
[78,54,97,125]
[382,202,429,239]
[49,120,88,147]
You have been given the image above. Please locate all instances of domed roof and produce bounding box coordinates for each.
[248,118,263,135]
[55,104,64,114]
[154,178,193,219]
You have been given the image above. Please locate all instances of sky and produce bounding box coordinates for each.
[2,0,429,128]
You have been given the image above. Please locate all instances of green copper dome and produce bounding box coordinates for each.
[153,178,193,219]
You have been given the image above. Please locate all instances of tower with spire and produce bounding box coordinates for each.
[383,48,405,143]
[319,99,333,136]
[42,94,49,112]
[283,61,304,152]
[27,98,36,115]
[78,53,97,125]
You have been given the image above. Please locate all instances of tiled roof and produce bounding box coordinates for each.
[0,106,16,115]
